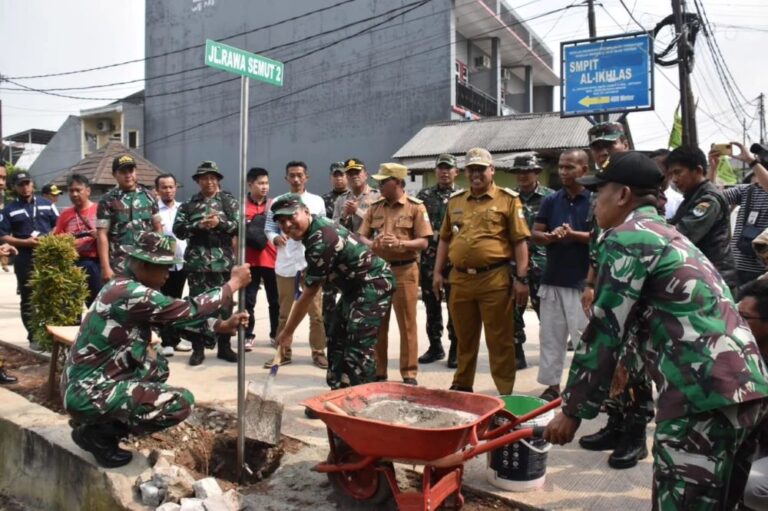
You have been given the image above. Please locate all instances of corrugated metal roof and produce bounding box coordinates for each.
[393,112,623,159]
[52,142,163,188]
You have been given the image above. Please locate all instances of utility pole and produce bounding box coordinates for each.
[759,92,766,144]
[672,0,698,146]
[586,0,608,123]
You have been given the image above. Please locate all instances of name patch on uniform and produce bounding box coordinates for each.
[692,202,711,218]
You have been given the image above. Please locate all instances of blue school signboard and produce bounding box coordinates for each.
[561,32,654,117]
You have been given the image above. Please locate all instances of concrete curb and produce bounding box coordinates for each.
[0,388,148,511]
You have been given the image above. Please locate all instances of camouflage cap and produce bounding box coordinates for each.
[344,158,366,172]
[588,122,625,145]
[194,160,224,180]
[511,154,543,172]
[435,153,457,167]
[112,154,136,173]
[271,193,306,218]
[465,147,493,167]
[372,163,408,181]
[752,227,768,265]
[330,161,346,174]
[123,232,183,265]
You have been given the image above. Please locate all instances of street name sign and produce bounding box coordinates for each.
[560,32,653,117]
[205,39,284,87]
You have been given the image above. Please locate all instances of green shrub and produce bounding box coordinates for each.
[28,234,89,351]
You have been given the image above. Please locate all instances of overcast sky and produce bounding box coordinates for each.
[1,0,766,154]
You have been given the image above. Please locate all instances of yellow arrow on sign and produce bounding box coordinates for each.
[579,96,611,107]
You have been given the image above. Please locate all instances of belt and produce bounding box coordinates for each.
[389,259,417,267]
[455,260,508,275]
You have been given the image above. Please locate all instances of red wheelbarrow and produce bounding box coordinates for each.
[302,382,562,510]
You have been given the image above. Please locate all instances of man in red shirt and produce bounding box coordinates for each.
[244,167,279,350]
[54,174,101,305]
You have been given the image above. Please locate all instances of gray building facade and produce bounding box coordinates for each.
[144,0,557,198]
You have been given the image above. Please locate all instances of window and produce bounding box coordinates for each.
[128,130,139,148]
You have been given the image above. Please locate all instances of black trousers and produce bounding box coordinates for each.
[245,266,279,339]
[159,269,187,347]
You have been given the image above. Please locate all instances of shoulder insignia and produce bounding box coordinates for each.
[692,201,711,218]
[371,197,385,205]
[501,187,519,197]
[449,189,466,199]
[407,196,423,204]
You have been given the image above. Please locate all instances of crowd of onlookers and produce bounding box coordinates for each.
[1,120,768,507]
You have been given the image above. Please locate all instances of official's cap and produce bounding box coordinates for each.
[435,154,457,167]
[464,147,493,167]
[577,151,663,191]
[13,171,32,185]
[194,160,224,180]
[588,122,625,145]
[271,193,306,218]
[344,158,366,172]
[511,154,543,172]
[330,161,346,175]
[372,163,408,181]
[123,232,183,265]
[42,183,62,196]
[112,154,136,173]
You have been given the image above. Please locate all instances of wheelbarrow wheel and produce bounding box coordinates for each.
[327,439,395,508]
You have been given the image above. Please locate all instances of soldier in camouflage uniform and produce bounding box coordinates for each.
[321,162,348,218]
[271,194,395,393]
[173,161,240,366]
[417,154,459,367]
[544,152,768,511]
[96,154,163,281]
[321,162,348,344]
[62,231,250,468]
[510,154,553,369]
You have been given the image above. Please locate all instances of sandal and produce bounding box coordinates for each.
[539,387,561,402]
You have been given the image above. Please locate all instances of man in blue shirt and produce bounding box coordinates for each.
[0,171,59,350]
[532,149,592,402]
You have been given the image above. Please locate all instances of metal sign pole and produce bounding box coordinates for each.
[236,75,249,480]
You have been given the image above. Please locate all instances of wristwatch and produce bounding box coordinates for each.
[516,275,530,285]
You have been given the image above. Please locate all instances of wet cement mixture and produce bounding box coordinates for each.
[353,398,478,428]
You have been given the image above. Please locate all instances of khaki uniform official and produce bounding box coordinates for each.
[360,163,433,381]
[439,148,530,394]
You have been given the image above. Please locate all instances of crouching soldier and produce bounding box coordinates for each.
[62,232,251,468]
[271,194,395,413]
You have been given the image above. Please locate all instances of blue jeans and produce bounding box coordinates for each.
[76,258,102,307]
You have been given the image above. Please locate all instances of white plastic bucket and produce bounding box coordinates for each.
[486,394,554,492]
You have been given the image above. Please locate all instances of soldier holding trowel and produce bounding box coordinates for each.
[270,194,395,416]
[62,231,250,468]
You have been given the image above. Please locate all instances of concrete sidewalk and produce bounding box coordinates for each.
[0,270,653,510]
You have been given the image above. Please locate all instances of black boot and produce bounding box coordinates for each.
[608,425,648,469]
[0,367,17,384]
[216,336,237,363]
[515,343,527,370]
[189,348,205,366]
[71,423,133,468]
[447,342,458,369]
[418,344,445,364]
[579,413,622,451]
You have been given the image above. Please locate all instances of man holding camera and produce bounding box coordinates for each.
[54,174,101,305]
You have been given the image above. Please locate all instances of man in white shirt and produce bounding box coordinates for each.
[264,161,328,369]
[649,149,683,219]
[155,173,192,356]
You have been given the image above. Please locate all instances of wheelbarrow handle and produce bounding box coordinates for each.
[431,426,546,468]
[480,397,562,440]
